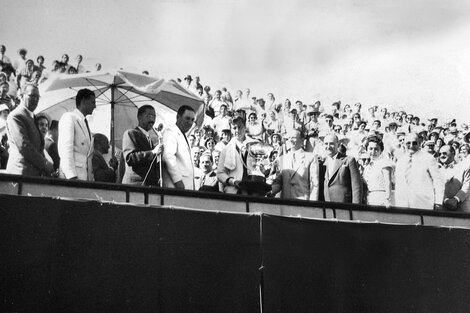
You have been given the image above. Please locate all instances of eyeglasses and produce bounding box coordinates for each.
[405,141,419,146]
[437,152,449,156]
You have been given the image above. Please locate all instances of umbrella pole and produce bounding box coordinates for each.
[110,84,116,157]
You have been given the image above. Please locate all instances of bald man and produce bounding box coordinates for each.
[395,132,444,210]
[320,134,363,203]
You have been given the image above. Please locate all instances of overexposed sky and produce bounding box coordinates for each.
[2,0,470,121]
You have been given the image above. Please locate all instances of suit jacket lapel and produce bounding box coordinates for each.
[328,154,343,185]
[290,150,305,180]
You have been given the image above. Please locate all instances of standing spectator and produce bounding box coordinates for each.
[183,75,193,90]
[269,129,319,200]
[246,112,264,141]
[0,104,9,136]
[59,54,70,72]
[36,56,46,75]
[212,103,231,136]
[319,134,363,203]
[13,48,28,73]
[362,136,394,207]
[394,133,444,210]
[209,90,230,116]
[45,120,60,171]
[438,145,470,212]
[58,88,96,180]
[122,105,163,186]
[217,117,257,194]
[17,59,35,91]
[214,127,232,152]
[194,152,220,192]
[0,45,14,79]
[92,133,118,183]
[162,105,196,190]
[5,84,54,176]
[74,55,86,73]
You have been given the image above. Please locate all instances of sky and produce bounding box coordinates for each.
[2,0,470,121]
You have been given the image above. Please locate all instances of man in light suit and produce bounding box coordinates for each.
[217,116,257,194]
[320,134,363,203]
[162,105,196,190]
[6,84,54,176]
[395,132,444,210]
[122,105,163,186]
[58,88,95,180]
[270,129,319,200]
[438,145,470,212]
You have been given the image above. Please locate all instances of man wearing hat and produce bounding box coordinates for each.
[269,129,319,200]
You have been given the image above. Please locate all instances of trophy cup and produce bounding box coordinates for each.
[238,142,272,196]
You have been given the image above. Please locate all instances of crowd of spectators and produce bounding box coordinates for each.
[0,44,469,212]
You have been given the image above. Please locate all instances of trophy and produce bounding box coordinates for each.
[238,142,272,196]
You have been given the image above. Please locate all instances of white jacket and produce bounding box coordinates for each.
[162,124,194,190]
[58,109,94,181]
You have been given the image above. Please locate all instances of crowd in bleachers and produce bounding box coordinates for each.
[0,44,469,211]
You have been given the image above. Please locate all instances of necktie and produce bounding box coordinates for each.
[84,119,91,139]
[200,174,206,188]
[405,155,413,185]
[147,136,153,149]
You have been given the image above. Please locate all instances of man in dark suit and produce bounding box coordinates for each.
[195,151,220,192]
[6,84,54,176]
[92,133,118,183]
[319,134,363,203]
[122,105,163,186]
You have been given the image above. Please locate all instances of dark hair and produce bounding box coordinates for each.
[35,112,51,126]
[37,55,44,62]
[177,105,195,117]
[232,116,246,127]
[50,120,59,131]
[138,105,155,119]
[75,88,95,108]
[93,133,108,149]
[365,135,384,151]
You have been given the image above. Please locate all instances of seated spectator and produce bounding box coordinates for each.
[92,133,118,183]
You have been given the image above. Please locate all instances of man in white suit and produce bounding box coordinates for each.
[270,129,319,200]
[162,105,196,190]
[217,116,257,194]
[58,88,96,181]
[395,132,444,210]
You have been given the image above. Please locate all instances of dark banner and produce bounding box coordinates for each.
[2,194,470,313]
[262,215,470,313]
[0,195,261,313]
